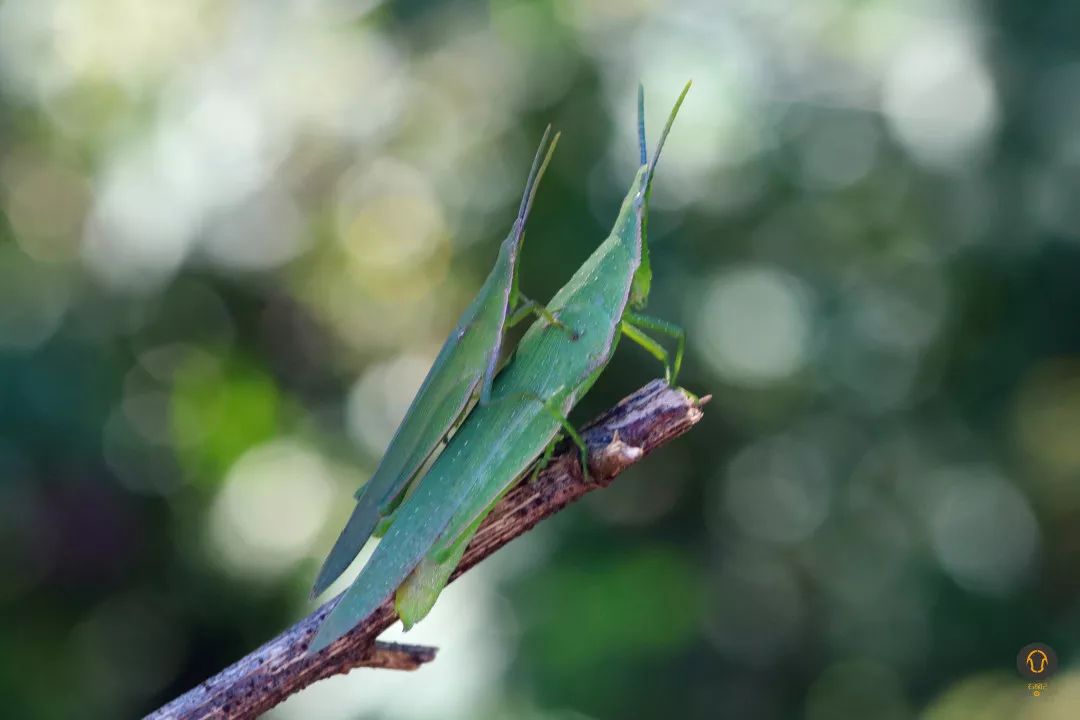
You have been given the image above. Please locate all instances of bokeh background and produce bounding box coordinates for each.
[3,0,1080,718]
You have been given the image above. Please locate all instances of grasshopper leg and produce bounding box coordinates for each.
[531,395,589,482]
[621,312,684,385]
[485,389,591,481]
[529,436,560,483]
[506,298,540,329]
[620,321,672,384]
[509,294,581,341]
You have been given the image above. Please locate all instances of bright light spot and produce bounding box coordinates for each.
[344,193,446,270]
[723,435,832,544]
[554,0,658,31]
[644,51,765,172]
[586,457,686,526]
[1027,162,1080,242]
[703,547,804,665]
[1014,359,1080,478]
[921,672,1027,719]
[824,264,948,412]
[490,1,578,110]
[808,507,913,605]
[207,439,335,579]
[172,82,282,206]
[0,246,69,351]
[805,660,909,720]
[695,265,814,386]
[336,158,448,272]
[346,354,437,459]
[122,390,174,447]
[925,466,1039,596]
[83,77,279,292]
[882,28,998,169]
[1032,63,1080,177]
[1030,59,1080,198]
[101,407,182,497]
[843,266,948,353]
[827,341,921,413]
[53,0,210,89]
[202,185,308,271]
[70,592,186,709]
[0,1,63,98]
[0,0,210,99]
[256,16,404,140]
[82,140,198,293]
[795,113,880,190]
[1,153,89,262]
[328,157,452,311]
[609,29,771,209]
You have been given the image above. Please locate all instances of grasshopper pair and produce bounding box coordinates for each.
[309,83,691,653]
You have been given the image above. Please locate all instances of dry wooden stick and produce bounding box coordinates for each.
[147,380,707,720]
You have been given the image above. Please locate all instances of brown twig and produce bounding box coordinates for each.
[147,380,706,720]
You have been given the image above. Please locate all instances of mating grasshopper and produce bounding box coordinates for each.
[310,84,690,652]
[311,128,566,599]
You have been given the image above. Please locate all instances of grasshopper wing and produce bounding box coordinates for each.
[310,129,560,598]
[312,375,479,597]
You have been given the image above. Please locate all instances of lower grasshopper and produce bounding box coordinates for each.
[309,83,690,652]
[310,128,568,599]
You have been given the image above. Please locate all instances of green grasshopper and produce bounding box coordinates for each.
[309,83,690,652]
[310,127,568,599]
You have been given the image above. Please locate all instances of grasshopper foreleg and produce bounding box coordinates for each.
[509,294,581,341]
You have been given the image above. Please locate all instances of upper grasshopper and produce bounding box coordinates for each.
[309,83,690,652]
[310,127,567,599]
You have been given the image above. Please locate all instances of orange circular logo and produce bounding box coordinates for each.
[1017,643,1058,681]
[1026,649,1049,674]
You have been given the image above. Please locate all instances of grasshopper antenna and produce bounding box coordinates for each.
[644,80,691,189]
[516,125,560,226]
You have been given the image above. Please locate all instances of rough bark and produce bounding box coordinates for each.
[147,380,707,720]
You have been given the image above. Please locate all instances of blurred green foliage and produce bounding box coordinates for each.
[3,0,1080,718]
